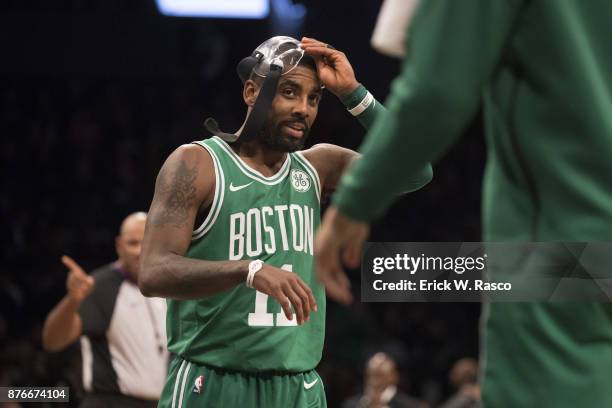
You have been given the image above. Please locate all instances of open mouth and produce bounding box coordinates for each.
[282,122,306,138]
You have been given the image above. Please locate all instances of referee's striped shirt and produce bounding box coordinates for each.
[79,264,168,401]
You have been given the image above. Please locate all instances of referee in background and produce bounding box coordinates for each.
[42,212,168,408]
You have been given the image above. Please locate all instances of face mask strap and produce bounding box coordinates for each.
[204,37,301,143]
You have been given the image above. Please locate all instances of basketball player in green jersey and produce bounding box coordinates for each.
[315,1,612,407]
[139,36,432,408]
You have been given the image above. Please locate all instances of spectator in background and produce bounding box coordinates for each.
[342,352,420,408]
[42,212,168,408]
[439,358,479,408]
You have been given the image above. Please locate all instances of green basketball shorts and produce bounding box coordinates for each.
[158,357,327,408]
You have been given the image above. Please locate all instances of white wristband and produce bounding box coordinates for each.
[246,260,264,289]
[347,91,375,116]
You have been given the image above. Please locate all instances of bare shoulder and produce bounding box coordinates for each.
[301,143,357,173]
[301,143,358,194]
[301,143,355,159]
[151,143,216,228]
[165,143,214,170]
[158,143,215,185]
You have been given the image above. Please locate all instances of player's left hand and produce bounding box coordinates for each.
[300,37,360,99]
[314,206,369,304]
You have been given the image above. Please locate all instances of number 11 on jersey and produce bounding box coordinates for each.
[248,264,297,327]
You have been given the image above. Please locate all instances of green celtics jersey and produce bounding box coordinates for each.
[166,135,325,373]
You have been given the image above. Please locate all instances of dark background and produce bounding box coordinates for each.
[0,1,484,406]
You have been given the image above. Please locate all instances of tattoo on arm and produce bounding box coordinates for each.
[154,159,198,228]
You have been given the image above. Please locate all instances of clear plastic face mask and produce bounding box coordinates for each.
[251,36,305,78]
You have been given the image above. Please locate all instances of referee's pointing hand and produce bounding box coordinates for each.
[63,255,95,305]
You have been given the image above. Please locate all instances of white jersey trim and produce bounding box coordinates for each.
[293,151,322,203]
[211,136,291,185]
[192,142,225,240]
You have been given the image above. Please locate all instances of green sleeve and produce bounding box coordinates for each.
[333,0,525,221]
[340,85,434,194]
[340,84,383,130]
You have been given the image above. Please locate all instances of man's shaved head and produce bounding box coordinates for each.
[116,212,147,281]
[119,211,147,237]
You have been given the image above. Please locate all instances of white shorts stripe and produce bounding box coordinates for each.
[171,360,187,408]
[177,362,192,408]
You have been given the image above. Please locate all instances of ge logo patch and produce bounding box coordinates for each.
[291,169,310,192]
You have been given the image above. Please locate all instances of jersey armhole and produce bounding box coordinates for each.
[191,141,225,240]
[294,151,322,203]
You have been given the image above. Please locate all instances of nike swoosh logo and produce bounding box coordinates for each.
[304,378,318,390]
[229,182,253,192]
